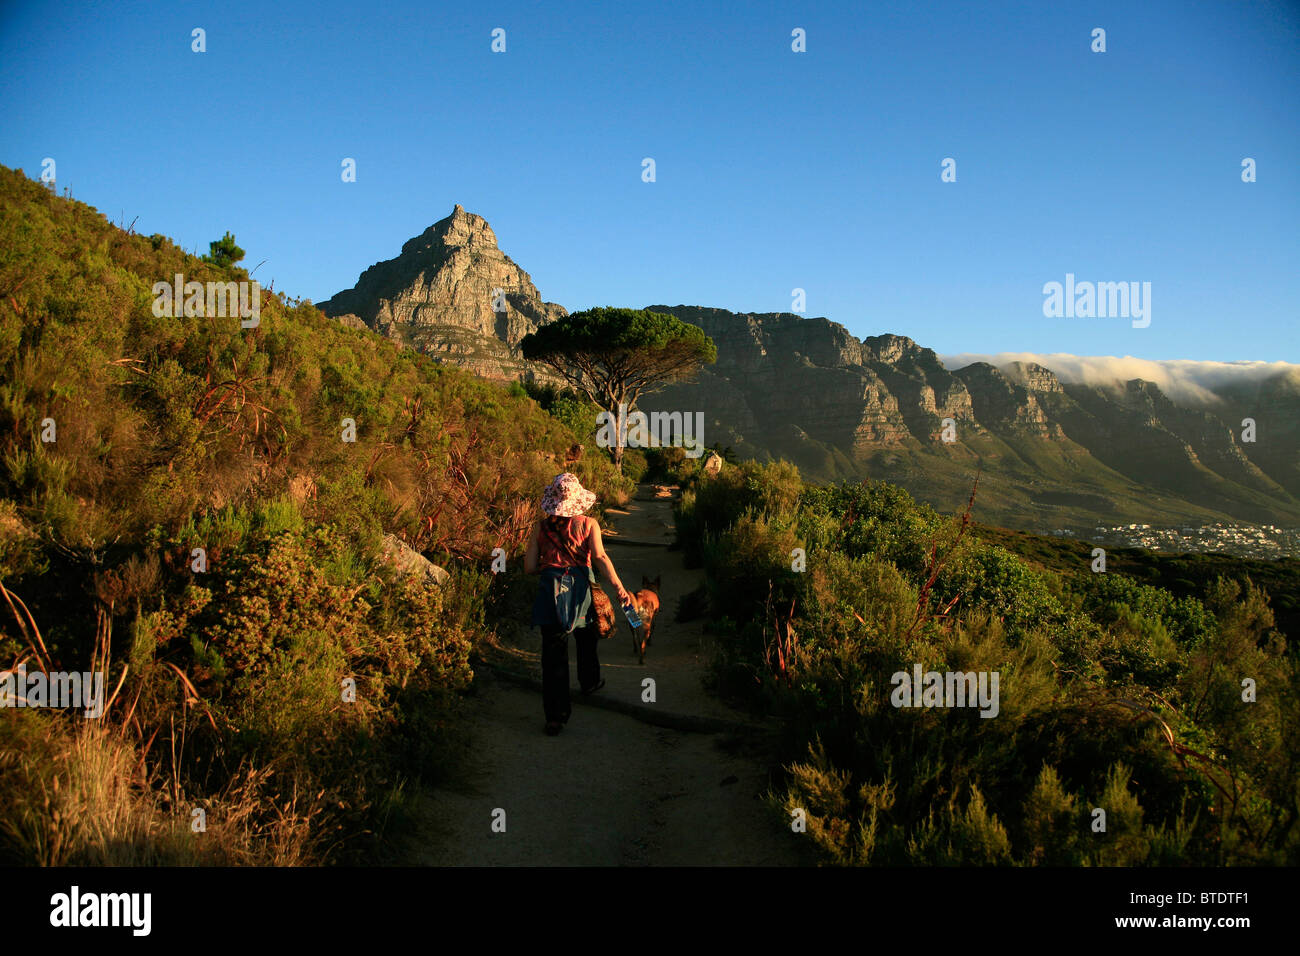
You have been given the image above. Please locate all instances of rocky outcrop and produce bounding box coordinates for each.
[381,534,449,588]
[320,205,566,381]
[953,362,1064,439]
[1234,369,1300,496]
[1002,361,1066,395]
[861,334,979,442]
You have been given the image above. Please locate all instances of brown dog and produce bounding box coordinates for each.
[630,575,661,664]
[590,586,617,640]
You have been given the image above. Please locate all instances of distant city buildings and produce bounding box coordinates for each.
[1042,524,1298,560]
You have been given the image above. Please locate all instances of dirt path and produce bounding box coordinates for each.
[401,485,808,866]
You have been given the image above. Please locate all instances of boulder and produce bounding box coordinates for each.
[381,533,450,588]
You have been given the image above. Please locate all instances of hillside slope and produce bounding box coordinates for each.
[0,164,624,864]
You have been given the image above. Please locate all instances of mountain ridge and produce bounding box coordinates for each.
[315,209,1298,530]
[638,304,1300,529]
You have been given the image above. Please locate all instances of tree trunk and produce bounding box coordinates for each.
[613,400,625,472]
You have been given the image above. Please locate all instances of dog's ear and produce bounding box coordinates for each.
[651,575,661,590]
[641,575,651,588]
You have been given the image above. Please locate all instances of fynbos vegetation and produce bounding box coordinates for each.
[0,166,626,864]
[675,460,1298,865]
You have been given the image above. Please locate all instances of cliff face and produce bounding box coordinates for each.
[640,307,933,453]
[951,362,1064,440]
[318,205,566,380]
[637,305,1300,528]
[1002,360,1066,395]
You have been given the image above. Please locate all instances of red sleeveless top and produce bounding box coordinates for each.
[538,516,594,569]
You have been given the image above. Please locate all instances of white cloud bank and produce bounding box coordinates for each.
[938,353,1300,407]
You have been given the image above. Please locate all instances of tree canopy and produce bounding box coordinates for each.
[520,307,717,467]
[201,230,245,269]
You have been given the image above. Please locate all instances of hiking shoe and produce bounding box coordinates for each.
[580,679,606,696]
[544,721,563,736]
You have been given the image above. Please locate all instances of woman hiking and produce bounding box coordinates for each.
[524,472,631,736]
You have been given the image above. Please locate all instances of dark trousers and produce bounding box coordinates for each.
[540,619,600,723]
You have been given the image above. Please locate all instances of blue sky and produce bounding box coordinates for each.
[1,0,1296,362]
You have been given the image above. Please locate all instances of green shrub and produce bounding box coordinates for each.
[0,164,633,863]
[620,447,648,483]
[671,443,1298,866]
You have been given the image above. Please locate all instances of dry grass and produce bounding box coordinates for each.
[0,578,326,866]
[0,709,325,866]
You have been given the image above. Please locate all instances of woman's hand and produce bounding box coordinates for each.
[615,584,632,605]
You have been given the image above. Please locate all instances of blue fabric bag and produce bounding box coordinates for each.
[532,565,595,633]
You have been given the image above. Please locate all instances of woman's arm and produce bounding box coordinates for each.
[589,520,631,604]
[524,521,540,575]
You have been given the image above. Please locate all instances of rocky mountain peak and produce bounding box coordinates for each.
[399,204,498,258]
[1002,360,1065,394]
[1124,378,1170,404]
[863,334,952,377]
[319,206,566,377]
[864,333,922,364]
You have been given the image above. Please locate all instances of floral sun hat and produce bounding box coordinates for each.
[541,472,597,517]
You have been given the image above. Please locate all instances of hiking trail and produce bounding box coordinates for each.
[400,483,808,866]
